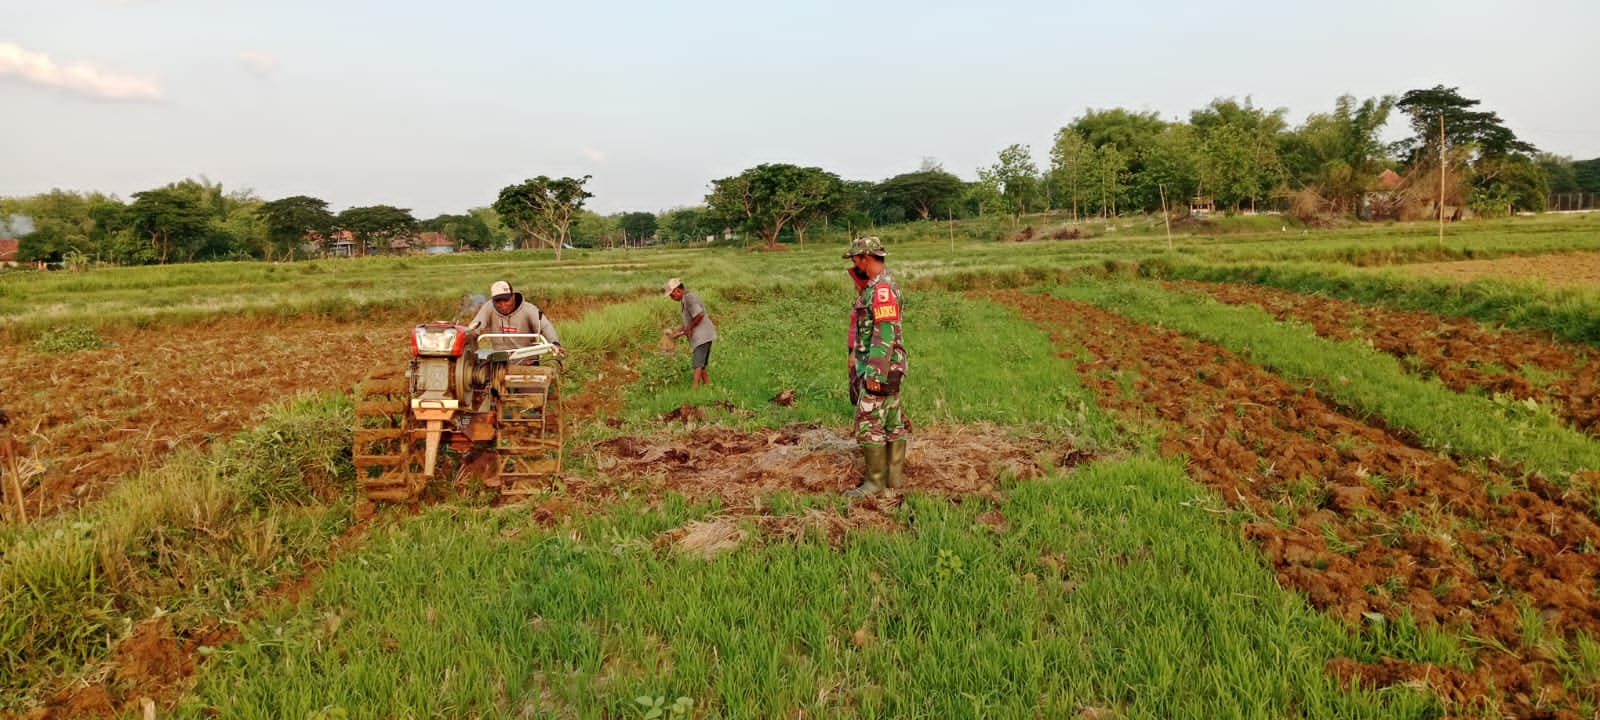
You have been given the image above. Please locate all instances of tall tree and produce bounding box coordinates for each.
[1068,108,1168,211]
[337,205,417,255]
[1049,130,1093,221]
[988,144,1040,219]
[1280,94,1396,215]
[704,164,840,248]
[1537,153,1580,194]
[658,206,718,245]
[128,187,210,264]
[1396,86,1538,217]
[1190,97,1286,212]
[258,195,334,261]
[835,180,881,231]
[419,212,494,252]
[1137,124,1201,218]
[1574,158,1600,193]
[877,168,964,221]
[963,174,1003,218]
[616,211,658,245]
[492,175,594,261]
[1395,85,1536,163]
[467,206,511,250]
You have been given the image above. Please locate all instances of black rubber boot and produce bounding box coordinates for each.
[886,437,907,489]
[844,444,889,497]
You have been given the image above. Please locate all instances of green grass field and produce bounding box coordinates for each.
[4,212,1600,718]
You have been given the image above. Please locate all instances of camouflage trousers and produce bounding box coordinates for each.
[854,391,910,445]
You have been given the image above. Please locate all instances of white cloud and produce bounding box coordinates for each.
[579,145,607,162]
[0,41,163,100]
[238,50,277,76]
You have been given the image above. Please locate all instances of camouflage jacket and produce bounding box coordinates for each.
[851,269,907,391]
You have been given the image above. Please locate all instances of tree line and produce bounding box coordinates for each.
[4,85,1597,266]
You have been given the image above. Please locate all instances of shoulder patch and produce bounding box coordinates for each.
[871,284,900,322]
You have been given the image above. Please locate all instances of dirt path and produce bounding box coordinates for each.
[1399,250,1600,289]
[1169,280,1600,438]
[986,289,1600,718]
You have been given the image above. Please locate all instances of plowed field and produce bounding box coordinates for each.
[0,318,408,521]
[986,289,1600,718]
[1169,280,1600,436]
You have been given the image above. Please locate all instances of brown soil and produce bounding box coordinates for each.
[0,297,623,524]
[0,315,407,521]
[586,421,1079,513]
[1400,251,1600,289]
[984,289,1600,719]
[1168,280,1600,436]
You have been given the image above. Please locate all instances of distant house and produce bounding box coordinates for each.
[0,238,19,268]
[304,229,359,257]
[326,230,358,256]
[419,231,454,255]
[1360,169,1408,220]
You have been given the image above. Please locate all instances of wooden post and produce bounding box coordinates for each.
[1159,183,1173,250]
[1438,113,1446,246]
[3,441,26,523]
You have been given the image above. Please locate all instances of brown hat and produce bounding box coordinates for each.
[664,277,683,296]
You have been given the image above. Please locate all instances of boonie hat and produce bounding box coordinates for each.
[664,278,683,297]
[841,236,887,258]
[490,280,514,300]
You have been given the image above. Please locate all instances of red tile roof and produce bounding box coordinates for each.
[0,238,17,262]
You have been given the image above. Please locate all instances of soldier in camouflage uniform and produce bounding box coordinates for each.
[842,236,909,497]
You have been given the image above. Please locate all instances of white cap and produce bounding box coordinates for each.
[664,278,682,297]
[490,280,514,299]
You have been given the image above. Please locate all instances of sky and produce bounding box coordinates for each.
[3,0,1597,217]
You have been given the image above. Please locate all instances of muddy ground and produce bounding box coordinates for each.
[986,288,1600,719]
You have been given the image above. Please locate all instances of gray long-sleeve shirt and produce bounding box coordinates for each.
[470,298,559,350]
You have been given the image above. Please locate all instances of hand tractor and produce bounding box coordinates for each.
[352,321,563,502]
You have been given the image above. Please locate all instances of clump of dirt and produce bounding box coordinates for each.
[658,401,745,424]
[660,404,704,423]
[661,518,747,558]
[656,507,875,553]
[1007,226,1036,242]
[1048,226,1083,240]
[769,389,796,407]
[27,616,235,720]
